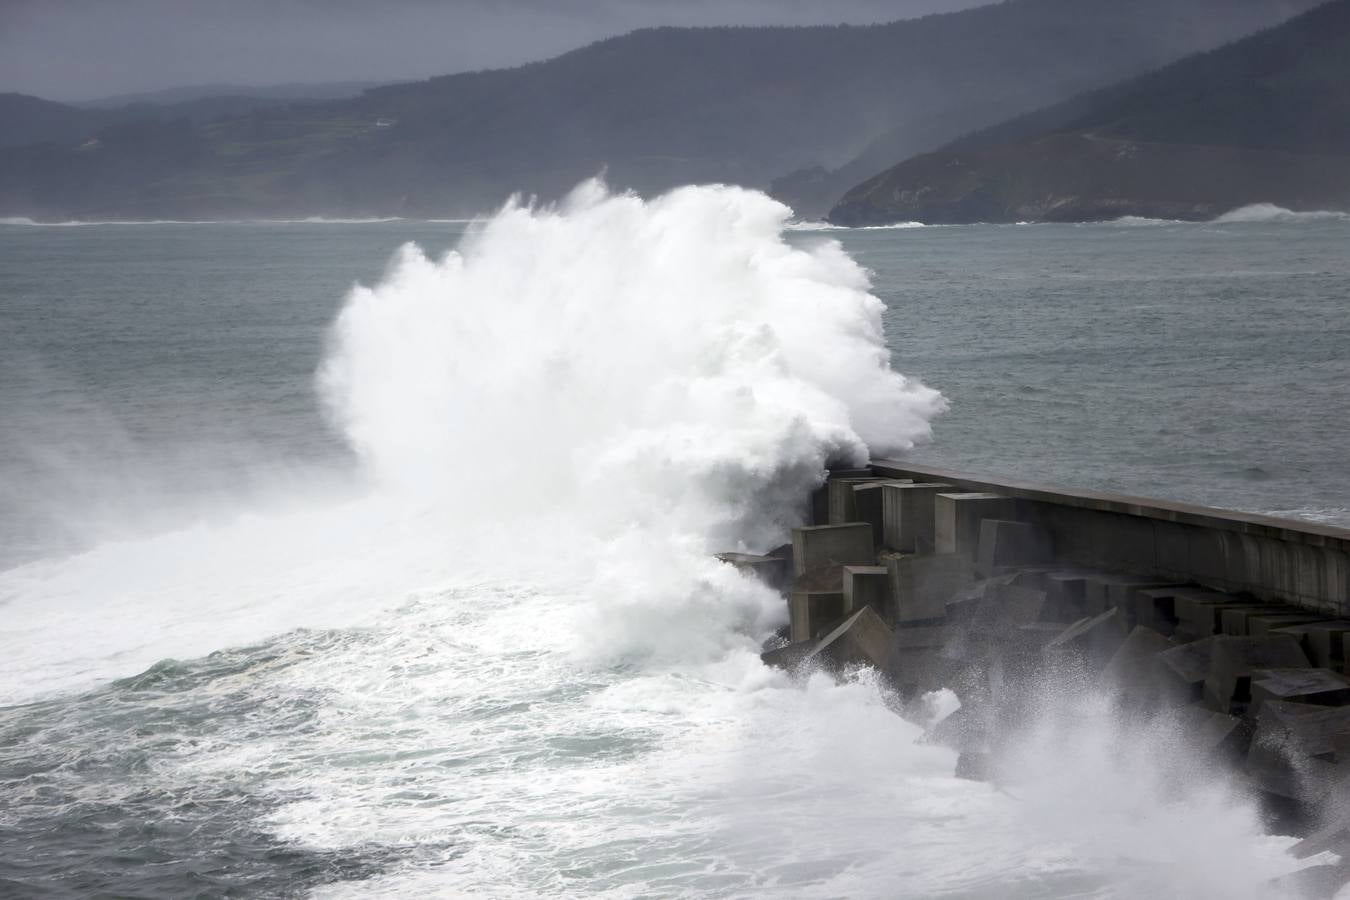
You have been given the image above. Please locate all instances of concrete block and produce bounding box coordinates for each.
[810,483,829,526]
[1044,607,1128,669]
[1247,700,1350,800]
[1102,625,1173,697]
[1175,702,1250,761]
[1128,586,1188,635]
[886,553,973,623]
[890,624,954,651]
[1290,815,1350,859]
[1202,635,1310,714]
[955,581,1050,637]
[828,477,886,525]
[1156,638,1219,706]
[1246,613,1329,639]
[1250,668,1350,714]
[880,482,953,553]
[788,589,846,643]
[842,565,889,618]
[760,639,817,671]
[883,626,955,693]
[1173,590,1242,640]
[1014,622,1069,649]
[1289,620,1350,670]
[716,552,789,593]
[1037,570,1091,621]
[826,467,874,479]
[850,483,884,548]
[791,523,875,578]
[1084,578,1180,619]
[935,492,1016,558]
[1219,605,1292,636]
[975,519,1051,577]
[802,605,893,673]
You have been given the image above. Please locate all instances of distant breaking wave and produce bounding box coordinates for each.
[1213,203,1350,224]
[785,219,927,231]
[1107,215,1185,227]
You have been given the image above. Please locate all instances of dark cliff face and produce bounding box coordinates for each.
[829,0,1350,226]
[0,0,1325,220]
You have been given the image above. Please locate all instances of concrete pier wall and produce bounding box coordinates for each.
[751,460,1350,872]
[871,460,1350,617]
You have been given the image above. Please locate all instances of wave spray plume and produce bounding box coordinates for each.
[0,181,1315,897]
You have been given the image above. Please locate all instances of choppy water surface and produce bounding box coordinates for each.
[1,194,1347,898]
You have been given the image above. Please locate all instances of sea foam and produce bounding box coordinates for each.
[0,181,1319,897]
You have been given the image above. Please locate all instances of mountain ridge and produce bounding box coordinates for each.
[0,0,1325,220]
[828,0,1350,225]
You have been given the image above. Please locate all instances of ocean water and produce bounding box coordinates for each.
[1,188,1348,898]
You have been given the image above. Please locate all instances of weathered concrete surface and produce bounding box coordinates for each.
[1246,613,1329,638]
[1175,702,1248,760]
[881,482,953,553]
[976,519,1052,577]
[1044,608,1128,669]
[1173,591,1244,641]
[1102,625,1173,697]
[788,589,846,642]
[1248,701,1350,800]
[803,605,893,672]
[842,565,889,617]
[1086,577,1178,618]
[792,523,875,578]
[872,460,1350,615]
[1289,620,1350,670]
[1219,605,1294,636]
[1250,668,1350,714]
[1127,586,1187,634]
[886,553,973,624]
[935,493,1018,558]
[1157,638,1218,706]
[1202,635,1310,714]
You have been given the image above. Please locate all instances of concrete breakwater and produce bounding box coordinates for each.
[730,461,1350,892]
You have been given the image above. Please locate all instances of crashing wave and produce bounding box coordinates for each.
[1214,203,1350,224]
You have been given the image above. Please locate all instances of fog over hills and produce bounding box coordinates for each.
[0,0,1325,220]
[828,0,1350,225]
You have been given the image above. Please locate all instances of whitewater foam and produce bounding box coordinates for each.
[1215,204,1350,224]
[785,220,927,232]
[0,180,1324,897]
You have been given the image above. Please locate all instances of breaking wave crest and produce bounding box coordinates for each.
[1214,204,1350,224]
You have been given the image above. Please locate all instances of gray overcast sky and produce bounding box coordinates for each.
[1,0,988,102]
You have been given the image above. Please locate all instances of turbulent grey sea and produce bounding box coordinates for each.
[1,194,1348,898]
